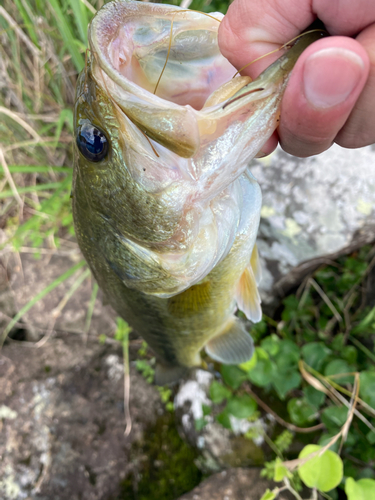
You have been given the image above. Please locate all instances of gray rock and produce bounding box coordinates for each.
[0,336,163,500]
[251,144,375,306]
[174,370,272,472]
[178,468,293,500]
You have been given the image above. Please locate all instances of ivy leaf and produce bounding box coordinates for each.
[261,335,280,357]
[216,408,232,430]
[304,386,326,408]
[220,365,247,390]
[273,371,301,400]
[359,371,375,409]
[298,445,343,492]
[345,478,375,500]
[209,381,232,404]
[247,358,276,387]
[287,398,317,426]
[301,342,331,371]
[259,489,277,500]
[226,394,257,419]
[324,359,354,385]
[274,340,300,371]
[239,350,258,373]
[321,406,348,429]
[194,417,207,431]
[274,458,292,482]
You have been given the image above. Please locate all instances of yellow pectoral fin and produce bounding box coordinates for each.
[205,317,254,364]
[250,244,262,285]
[236,265,262,323]
[167,280,211,317]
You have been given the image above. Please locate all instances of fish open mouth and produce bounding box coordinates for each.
[89,1,235,110]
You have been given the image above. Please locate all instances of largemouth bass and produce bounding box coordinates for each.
[73,0,324,383]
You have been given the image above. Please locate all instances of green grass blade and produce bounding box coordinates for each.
[48,0,85,72]
[0,182,63,199]
[0,260,86,348]
[67,0,90,45]
[84,281,99,339]
[4,165,71,173]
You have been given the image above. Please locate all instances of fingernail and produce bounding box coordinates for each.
[303,48,365,109]
[255,150,267,158]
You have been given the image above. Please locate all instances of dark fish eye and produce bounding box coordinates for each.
[76,121,109,162]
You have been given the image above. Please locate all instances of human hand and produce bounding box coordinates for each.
[218,0,374,157]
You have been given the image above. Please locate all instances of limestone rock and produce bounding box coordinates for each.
[252,144,375,306]
[174,370,272,472]
[0,336,162,500]
[178,468,293,500]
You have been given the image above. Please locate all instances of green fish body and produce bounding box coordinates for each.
[73,0,324,383]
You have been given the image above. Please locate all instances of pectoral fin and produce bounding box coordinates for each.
[250,244,262,285]
[236,263,262,323]
[205,317,254,364]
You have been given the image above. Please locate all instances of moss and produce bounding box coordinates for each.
[117,412,202,500]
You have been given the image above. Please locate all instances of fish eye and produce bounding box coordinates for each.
[76,121,109,162]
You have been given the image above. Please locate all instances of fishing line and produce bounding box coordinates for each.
[232,29,328,78]
[153,9,221,96]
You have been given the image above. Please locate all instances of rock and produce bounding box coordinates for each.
[0,335,163,500]
[0,248,116,342]
[178,468,293,500]
[252,144,375,307]
[174,370,272,472]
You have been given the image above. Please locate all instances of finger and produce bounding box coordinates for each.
[218,0,375,77]
[278,37,370,157]
[255,131,278,158]
[335,23,375,148]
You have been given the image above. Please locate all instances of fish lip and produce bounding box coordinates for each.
[89,1,325,114]
[87,1,326,158]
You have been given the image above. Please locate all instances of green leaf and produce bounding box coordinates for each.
[226,394,257,419]
[209,381,232,404]
[366,430,375,445]
[287,398,317,426]
[321,406,348,429]
[274,340,300,371]
[247,358,276,387]
[274,458,292,482]
[261,335,280,356]
[304,386,326,408]
[331,333,345,351]
[342,346,358,365]
[298,445,343,492]
[220,365,247,390]
[301,342,331,371]
[345,478,375,500]
[239,350,258,372]
[352,306,375,334]
[259,489,277,500]
[194,417,207,431]
[274,430,294,453]
[216,409,232,429]
[359,371,375,409]
[273,371,301,399]
[324,359,354,384]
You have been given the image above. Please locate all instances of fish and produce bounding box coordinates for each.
[72,0,325,384]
